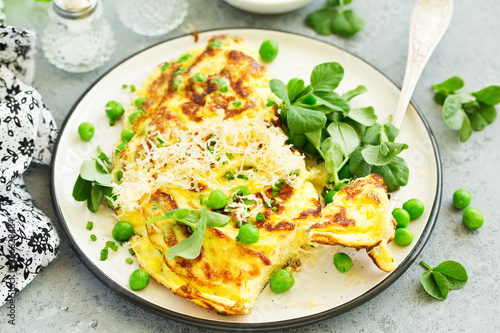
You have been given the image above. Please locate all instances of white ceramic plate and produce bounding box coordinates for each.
[222,0,313,14]
[51,29,442,331]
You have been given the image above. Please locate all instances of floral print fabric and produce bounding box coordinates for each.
[0,24,59,306]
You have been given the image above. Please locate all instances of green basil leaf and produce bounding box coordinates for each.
[472,85,500,105]
[287,79,310,103]
[287,105,327,134]
[442,93,474,130]
[477,103,497,125]
[325,144,344,174]
[362,142,408,166]
[434,260,468,282]
[420,270,447,301]
[87,185,103,213]
[205,210,231,228]
[347,107,377,126]
[72,175,92,202]
[313,91,350,113]
[331,9,365,38]
[166,207,208,260]
[305,8,336,36]
[269,79,290,105]
[362,123,382,145]
[432,76,464,93]
[433,91,448,105]
[383,123,399,142]
[372,156,409,191]
[431,271,450,299]
[305,129,323,148]
[459,115,472,142]
[310,62,344,92]
[327,122,359,157]
[327,0,352,6]
[342,85,367,101]
[348,147,372,177]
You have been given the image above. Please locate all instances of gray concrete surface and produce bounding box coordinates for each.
[1,0,499,332]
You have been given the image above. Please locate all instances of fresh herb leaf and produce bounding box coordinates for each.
[371,157,409,191]
[312,90,351,113]
[420,260,468,300]
[432,77,499,141]
[472,85,500,105]
[87,185,103,213]
[327,122,359,157]
[310,62,344,92]
[331,9,365,38]
[72,175,92,202]
[269,79,291,105]
[343,85,367,101]
[347,107,377,126]
[361,142,408,166]
[286,105,327,134]
[306,0,364,38]
[166,207,208,260]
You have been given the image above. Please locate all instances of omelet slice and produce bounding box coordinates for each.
[308,174,397,272]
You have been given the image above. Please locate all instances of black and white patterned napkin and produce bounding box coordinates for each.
[0,23,59,306]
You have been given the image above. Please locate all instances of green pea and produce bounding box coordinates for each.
[402,198,425,220]
[324,190,337,205]
[303,141,319,157]
[129,269,149,291]
[392,208,410,229]
[112,221,134,242]
[259,39,279,62]
[192,73,206,82]
[269,269,294,293]
[334,182,348,191]
[453,189,471,210]
[333,252,353,273]
[207,189,227,209]
[105,101,124,122]
[462,207,483,229]
[129,111,143,124]
[238,223,259,244]
[78,122,95,141]
[394,227,413,246]
[134,97,147,110]
[121,128,136,142]
[288,130,307,148]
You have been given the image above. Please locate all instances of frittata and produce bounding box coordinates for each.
[110,35,397,315]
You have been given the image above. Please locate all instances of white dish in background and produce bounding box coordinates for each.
[51,29,442,331]
[222,0,313,14]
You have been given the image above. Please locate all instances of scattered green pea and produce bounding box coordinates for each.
[105,101,125,126]
[238,223,260,244]
[270,269,294,293]
[463,207,483,229]
[78,122,95,141]
[121,128,136,142]
[207,190,227,209]
[112,221,134,242]
[129,111,143,123]
[192,73,207,82]
[392,208,410,229]
[453,189,471,210]
[259,39,279,62]
[129,269,149,291]
[130,85,136,92]
[134,97,147,110]
[394,227,413,246]
[333,252,353,273]
[402,198,425,220]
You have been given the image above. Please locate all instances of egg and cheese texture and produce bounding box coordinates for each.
[111,35,321,315]
[110,35,397,315]
[308,174,397,272]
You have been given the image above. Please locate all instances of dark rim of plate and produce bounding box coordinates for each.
[50,28,443,332]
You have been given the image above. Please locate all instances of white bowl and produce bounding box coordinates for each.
[222,0,313,14]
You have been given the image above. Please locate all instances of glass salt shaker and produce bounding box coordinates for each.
[115,0,188,37]
[42,0,115,73]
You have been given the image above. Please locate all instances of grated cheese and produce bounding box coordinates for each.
[113,117,304,215]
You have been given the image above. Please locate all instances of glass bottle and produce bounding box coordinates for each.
[42,0,115,73]
[115,0,188,37]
